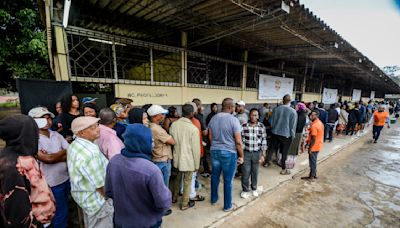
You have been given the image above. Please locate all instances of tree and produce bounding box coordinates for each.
[0,0,51,91]
[383,65,400,85]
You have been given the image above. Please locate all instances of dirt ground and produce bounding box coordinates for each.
[219,125,400,228]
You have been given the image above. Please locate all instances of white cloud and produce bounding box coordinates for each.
[301,0,400,68]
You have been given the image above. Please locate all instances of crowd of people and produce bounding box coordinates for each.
[0,93,396,228]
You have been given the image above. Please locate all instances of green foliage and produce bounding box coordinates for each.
[0,0,51,91]
[383,65,400,85]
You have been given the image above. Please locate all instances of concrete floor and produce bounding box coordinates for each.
[218,124,400,228]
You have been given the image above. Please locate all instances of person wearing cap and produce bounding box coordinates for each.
[235,100,249,125]
[269,94,297,175]
[82,97,98,105]
[169,104,201,210]
[67,116,113,228]
[148,105,176,186]
[234,100,248,178]
[97,108,125,160]
[29,107,70,228]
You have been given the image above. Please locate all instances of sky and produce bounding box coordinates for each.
[300,0,400,69]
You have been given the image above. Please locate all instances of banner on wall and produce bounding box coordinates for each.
[322,88,338,104]
[352,89,362,101]
[370,91,375,100]
[258,74,294,100]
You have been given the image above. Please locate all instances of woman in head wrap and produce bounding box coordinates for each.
[128,108,149,126]
[286,103,308,168]
[0,115,55,227]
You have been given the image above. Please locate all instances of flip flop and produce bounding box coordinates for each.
[181,201,195,210]
[190,194,205,201]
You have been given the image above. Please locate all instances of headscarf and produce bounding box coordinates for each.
[0,114,39,157]
[110,103,125,117]
[297,103,306,112]
[128,108,144,124]
[121,124,152,160]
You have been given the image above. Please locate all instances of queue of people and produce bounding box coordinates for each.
[0,93,395,228]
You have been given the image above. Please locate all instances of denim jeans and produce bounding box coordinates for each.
[373,125,384,141]
[326,123,335,142]
[154,160,172,187]
[210,150,237,210]
[309,152,319,178]
[241,151,261,192]
[51,180,70,228]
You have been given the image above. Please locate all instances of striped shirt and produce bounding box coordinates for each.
[241,122,267,152]
[67,137,108,215]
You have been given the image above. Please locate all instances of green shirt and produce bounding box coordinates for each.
[67,137,108,215]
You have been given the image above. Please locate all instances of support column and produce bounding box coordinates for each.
[302,62,308,96]
[181,32,187,87]
[319,74,324,102]
[53,25,70,81]
[241,50,248,100]
[181,32,188,104]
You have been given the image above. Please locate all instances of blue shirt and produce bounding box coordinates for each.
[208,112,241,153]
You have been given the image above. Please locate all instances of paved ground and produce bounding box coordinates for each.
[164,123,379,228]
[218,124,400,228]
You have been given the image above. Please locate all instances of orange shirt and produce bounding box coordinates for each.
[191,118,204,157]
[307,118,324,152]
[373,111,389,126]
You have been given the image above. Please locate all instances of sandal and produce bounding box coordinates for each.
[280,169,291,175]
[190,194,205,201]
[223,203,238,212]
[181,200,195,210]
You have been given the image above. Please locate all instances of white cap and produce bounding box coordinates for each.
[34,118,48,129]
[28,107,55,118]
[147,105,168,116]
[236,100,246,106]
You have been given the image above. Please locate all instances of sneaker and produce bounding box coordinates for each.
[252,190,259,197]
[240,191,251,199]
[200,173,210,178]
[195,183,202,190]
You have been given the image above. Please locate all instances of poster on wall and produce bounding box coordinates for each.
[322,88,338,104]
[258,74,294,100]
[370,91,375,100]
[352,89,362,101]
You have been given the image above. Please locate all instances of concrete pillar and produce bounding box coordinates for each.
[181,31,187,87]
[319,74,324,102]
[181,31,188,104]
[241,50,248,100]
[53,25,70,81]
